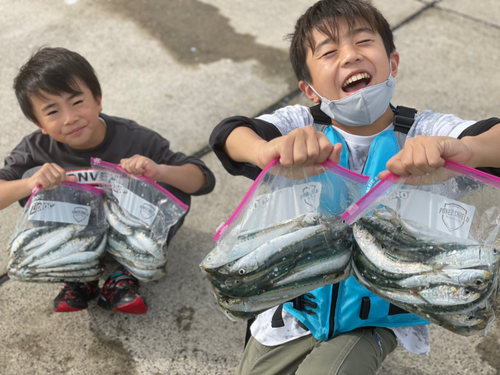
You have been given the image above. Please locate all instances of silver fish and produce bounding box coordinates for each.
[272,251,351,287]
[107,247,165,269]
[397,269,492,290]
[109,235,150,256]
[36,251,102,268]
[29,236,97,267]
[202,212,323,270]
[418,285,482,306]
[218,272,340,314]
[227,224,330,276]
[8,226,51,255]
[43,268,103,278]
[353,223,434,275]
[109,200,148,229]
[429,246,499,269]
[126,230,164,259]
[18,225,86,267]
[35,259,102,273]
[122,265,166,282]
[104,201,134,236]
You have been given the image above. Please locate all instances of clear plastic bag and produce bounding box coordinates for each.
[8,182,107,283]
[91,158,188,282]
[201,159,369,321]
[342,160,500,336]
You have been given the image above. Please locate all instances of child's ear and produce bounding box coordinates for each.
[32,121,49,135]
[299,81,321,104]
[95,95,103,112]
[390,51,400,78]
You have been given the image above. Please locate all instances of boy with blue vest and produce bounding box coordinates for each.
[0,47,216,315]
[210,0,500,374]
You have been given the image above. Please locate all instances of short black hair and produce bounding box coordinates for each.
[289,0,395,83]
[13,47,101,123]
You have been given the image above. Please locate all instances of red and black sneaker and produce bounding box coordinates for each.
[53,281,100,312]
[97,270,147,314]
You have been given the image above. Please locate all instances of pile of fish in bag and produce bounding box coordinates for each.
[203,213,353,320]
[92,158,188,282]
[343,161,500,336]
[8,182,107,283]
[202,159,369,320]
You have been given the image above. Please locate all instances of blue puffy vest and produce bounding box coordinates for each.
[281,108,429,341]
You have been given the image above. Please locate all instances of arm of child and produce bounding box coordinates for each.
[120,155,207,194]
[225,125,342,170]
[381,123,500,178]
[0,163,77,210]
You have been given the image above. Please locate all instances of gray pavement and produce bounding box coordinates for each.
[0,0,500,374]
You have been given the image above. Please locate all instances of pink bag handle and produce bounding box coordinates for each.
[213,158,369,242]
[26,181,103,207]
[341,173,399,225]
[91,158,188,211]
[341,160,500,225]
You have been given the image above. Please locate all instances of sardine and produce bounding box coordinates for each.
[35,251,102,268]
[8,226,51,255]
[272,251,351,287]
[353,223,434,275]
[19,225,86,267]
[228,223,335,276]
[126,230,164,259]
[104,201,134,236]
[397,269,492,290]
[202,212,324,270]
[29,236,97,267]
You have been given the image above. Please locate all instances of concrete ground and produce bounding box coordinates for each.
[0,0,499,374]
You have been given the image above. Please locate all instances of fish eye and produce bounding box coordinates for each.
[238,269,246,275]
[464,290,471,295]
[475,279,483,286]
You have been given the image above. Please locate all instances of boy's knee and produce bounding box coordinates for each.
[336,328,397,375]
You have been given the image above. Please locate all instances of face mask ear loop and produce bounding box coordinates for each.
[307,83,329,104]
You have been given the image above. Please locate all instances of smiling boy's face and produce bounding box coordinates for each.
[300,17,399,104]
[31,79,106,150]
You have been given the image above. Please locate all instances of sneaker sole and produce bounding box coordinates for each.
[54,301,86,313]
[98,297,148,315]
[53,287,100,313]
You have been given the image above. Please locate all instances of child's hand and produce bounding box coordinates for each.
[379,136,474,179]
[120,155,159,180]
[29,163,77,190]
[257,126,342,168]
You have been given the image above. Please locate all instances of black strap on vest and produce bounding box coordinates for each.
[271,294,317,330]
[393,106,417,134]
[271,305,286,328]
[244,317,255,348]
[359,297,411,320]
[310,104,332,125]
[309,103,417,134]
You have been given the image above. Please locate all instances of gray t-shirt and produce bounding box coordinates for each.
[0,113,216,205]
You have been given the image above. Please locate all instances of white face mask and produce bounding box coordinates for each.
[309,64,395,127]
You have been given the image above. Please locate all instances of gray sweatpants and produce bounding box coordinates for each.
[236,327,397,375]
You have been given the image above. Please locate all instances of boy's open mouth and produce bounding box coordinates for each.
[342,72,372,93]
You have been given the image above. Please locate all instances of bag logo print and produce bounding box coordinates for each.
[29,201,56,216]
[139,203,156,220]
[440,203,470,232]
[72,207,90,223]
[300,185,319,209]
